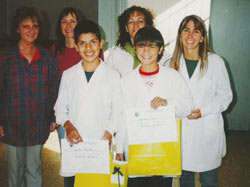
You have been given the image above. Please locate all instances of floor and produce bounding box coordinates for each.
[0,130,250,187]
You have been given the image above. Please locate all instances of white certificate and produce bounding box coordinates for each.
[61,139,110,174]
[126,105,178,145]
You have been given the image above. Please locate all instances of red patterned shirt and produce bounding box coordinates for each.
[0,46,60,146]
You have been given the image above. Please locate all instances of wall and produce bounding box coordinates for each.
[210,0,250,130]
[0,0,7,37]
[1,0,98,39]
[98,0,128,51]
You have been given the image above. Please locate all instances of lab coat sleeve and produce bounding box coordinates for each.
[106,48,115,67]
[105,76,122,136]
[200,56,233,117]
[167,70,194,118]
[114,80,127,154]
[54,72,70,126]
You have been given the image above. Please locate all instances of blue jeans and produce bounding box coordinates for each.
[180,169,217,187]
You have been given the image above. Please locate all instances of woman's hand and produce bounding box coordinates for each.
[116,153,125,161]
[50,122,59,132]
[187,109,201,119]
[64,121,83,144]
[101,130,112,148]
[0,126,4,137]
[151,97,167,109]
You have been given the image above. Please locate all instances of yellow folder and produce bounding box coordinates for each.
[128,119,182,176]
[74,156,128,187]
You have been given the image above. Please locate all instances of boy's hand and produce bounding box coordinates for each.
[116,153,125,161]
[187,109,201,119]
[64,120,83,144]
[101,130,112,146]
[50,122,59,132]
[0,126,4,137]
[151,97,167,109]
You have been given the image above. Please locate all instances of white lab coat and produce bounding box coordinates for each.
[116,65,194,159]
[165,53,233,172]
[54,60,122,176]
[106,46,169,77]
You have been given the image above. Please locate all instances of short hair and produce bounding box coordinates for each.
[11,6,41,44]
[134,26,164,61]
[117,6,154,48]
[55,7,84,54]
[74,20,101,43]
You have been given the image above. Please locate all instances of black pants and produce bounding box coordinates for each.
[128,176,172,187]
[64,176,75,187]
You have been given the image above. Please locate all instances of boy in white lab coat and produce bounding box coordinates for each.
[115,26,194,187]
[54,20,121,187]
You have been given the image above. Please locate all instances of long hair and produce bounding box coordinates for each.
[54,7,84,55]
[11,6,41,45]
[170,15,210,76]
[116,6,154,49]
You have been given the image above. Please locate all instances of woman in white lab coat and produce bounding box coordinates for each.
[106,6,155,76]
[166,15,233,187]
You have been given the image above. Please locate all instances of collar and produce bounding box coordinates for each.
[19,46,40,63]
[139,65,159,76]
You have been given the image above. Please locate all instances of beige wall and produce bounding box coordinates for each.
[4,0,98,39]
[128,0,181,17]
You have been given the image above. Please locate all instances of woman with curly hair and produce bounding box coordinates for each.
[106,6,158,76]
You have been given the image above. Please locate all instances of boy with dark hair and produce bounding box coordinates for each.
[54,20,121,187]
[116,26,194,187]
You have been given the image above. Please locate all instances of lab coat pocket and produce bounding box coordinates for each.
[203,114,223,143]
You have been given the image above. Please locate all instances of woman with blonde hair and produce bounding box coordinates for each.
[167,15,232,186]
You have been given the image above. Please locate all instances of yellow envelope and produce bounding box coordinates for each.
[128,119,182,176]
[74,155,128,187]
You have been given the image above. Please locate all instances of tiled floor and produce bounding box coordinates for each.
[0,130,250,187]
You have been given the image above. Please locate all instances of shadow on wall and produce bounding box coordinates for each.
[208,25,237,132]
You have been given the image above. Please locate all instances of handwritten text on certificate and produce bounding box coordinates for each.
[61,139,110,174]
[126,105,178,145]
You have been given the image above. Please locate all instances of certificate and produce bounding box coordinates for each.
[61,139,110,174]
[126,105,177,145]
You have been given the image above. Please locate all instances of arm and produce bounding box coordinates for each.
[48,53,60,123]
[64,120,83,144]
[199,57,232,117]
[0,126,4,137]
[167,71,194,118]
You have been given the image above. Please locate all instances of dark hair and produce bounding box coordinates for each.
[74,20,101,43]
[134,26,164,61]
[11,6,41,44]
[117,6,154,48]
[54,7,84,55]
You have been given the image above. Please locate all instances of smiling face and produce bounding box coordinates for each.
[18,18,39,44]
[181,20,203,54]
[135,42,163,69]
[61,13,77,39]
[126,11,146,45]
[75,33,104,65]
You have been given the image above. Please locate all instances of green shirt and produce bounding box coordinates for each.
[124,42,140,69]
[185,59,199,78]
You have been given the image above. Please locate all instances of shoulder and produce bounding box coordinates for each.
[38,46,55,58]
[108,46,132,59]
[0,47,19,64]
[63,61,81,75]
[207,53,226,68]
[101,61,121,79]
[121,68,138,82]
[159,64,179,75]
[208,53,224,63]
